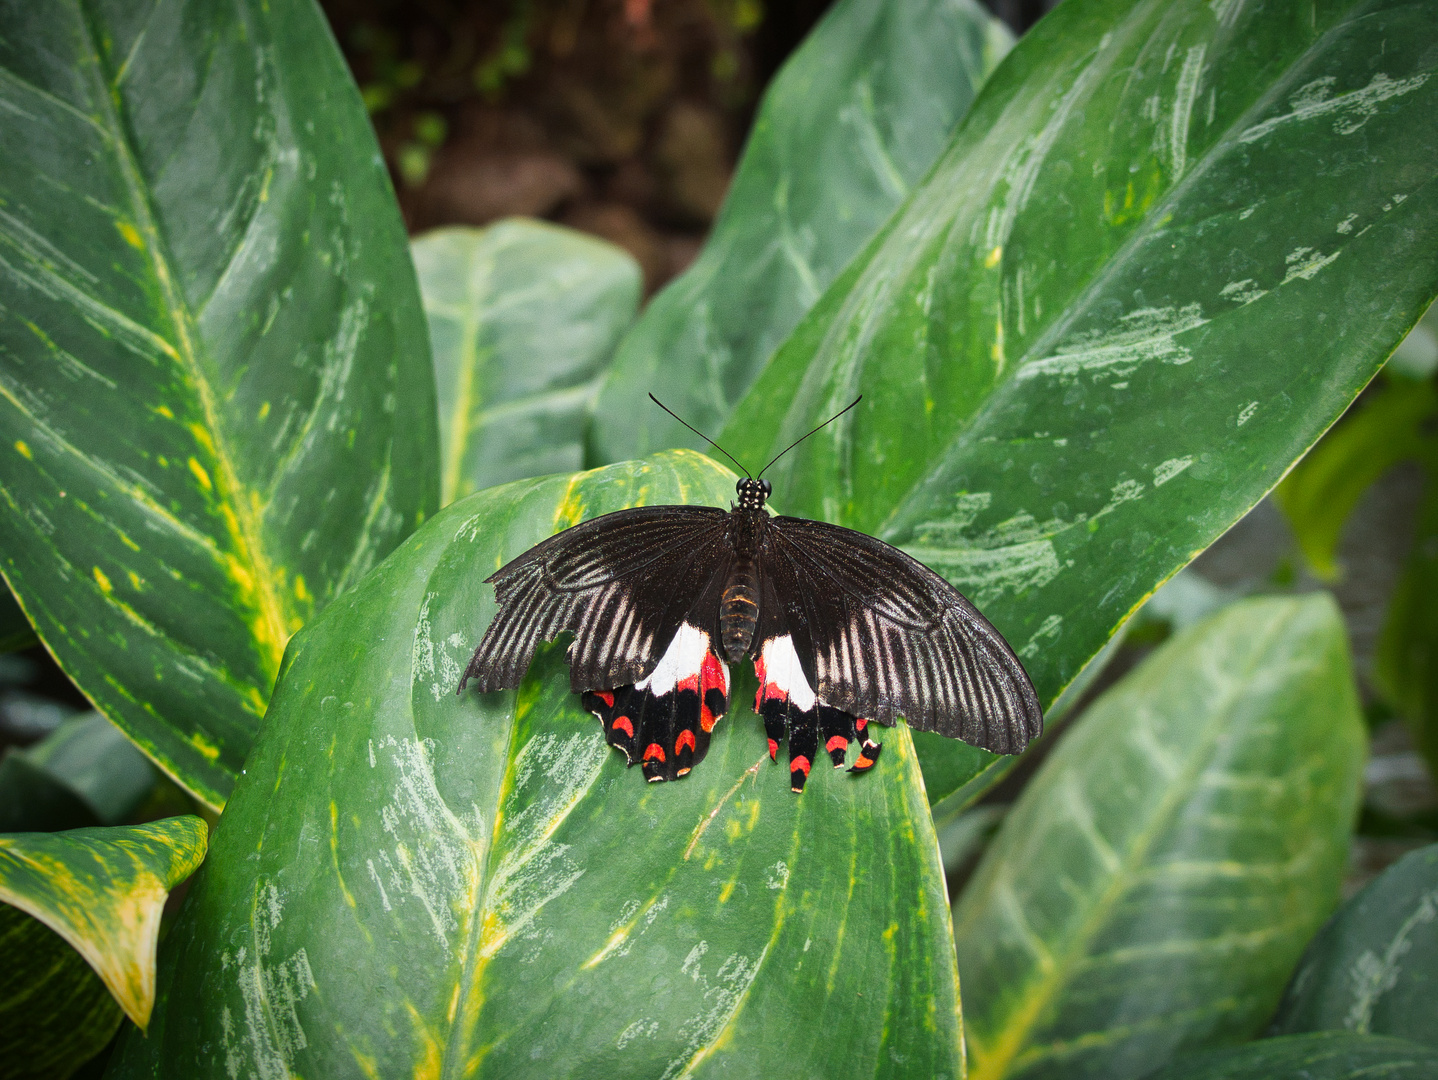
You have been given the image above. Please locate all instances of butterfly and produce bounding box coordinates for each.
[458,397,1042,792]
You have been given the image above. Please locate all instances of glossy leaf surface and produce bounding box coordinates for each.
[953,595,1366,1080]
[0,817,208,1030]
[1144,1032,1438,1080]
[721,0,1438,804]
[0,0,439,810]
[1272,844,1438,1047]
[591,0,1011,462]
[115,453,963,1080]
[0,902,121,1080]
[415,221,641,504]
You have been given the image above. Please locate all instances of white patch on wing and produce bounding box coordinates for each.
[760,634,816,712]
[637,622,711,696]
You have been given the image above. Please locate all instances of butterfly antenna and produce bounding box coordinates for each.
[757,396,862,479]
[648,394,751,478]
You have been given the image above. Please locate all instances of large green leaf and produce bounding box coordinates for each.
[414,221,642,505]
[590,0,1011,463]
[1142,1032,1438,1080]
[0,0,439,810]
[113,453,963,1080]
[720,0,1438,804]
[0,817,208,1030]
[953,595,1366,1080]
[1272,843,1438,1047]
[0,902,121,1080]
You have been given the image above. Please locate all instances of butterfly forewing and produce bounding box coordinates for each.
[459,506,729,694]
[763,516,1042,754]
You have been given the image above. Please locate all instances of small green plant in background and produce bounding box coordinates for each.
[1,0,1437,1077]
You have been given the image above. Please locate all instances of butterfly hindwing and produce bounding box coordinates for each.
[752,574,885,792]
[763,516,1042,755]
[583,623,731,781]
[459,506,729,694]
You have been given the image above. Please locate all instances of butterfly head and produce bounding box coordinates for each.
[736,477,771,511]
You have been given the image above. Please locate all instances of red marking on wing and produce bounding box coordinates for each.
[675,729,696,754]
[855,717,867,732]
[752,656,775,711]
[611,716,634,739]
[826,735,848,754]
[790,755,811,777]
[767,738,778,761]
[677,673,700,695]
[595,690,615,708]
[756,682,786,709]
[699,652,726,732]
[701,652,725,693]
[643,743,666,763]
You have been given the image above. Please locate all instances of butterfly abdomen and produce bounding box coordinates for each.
[720,560,758,662]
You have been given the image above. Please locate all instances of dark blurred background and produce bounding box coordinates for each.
[319,0,1058,293]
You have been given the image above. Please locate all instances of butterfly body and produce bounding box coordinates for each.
[718,477,771,660]
[459,476,1041,792]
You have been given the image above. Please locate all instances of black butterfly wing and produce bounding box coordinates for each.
[459,505,730,694]
[761,516,1043,754]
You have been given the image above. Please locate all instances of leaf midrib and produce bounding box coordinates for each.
[75,2,292,685]
[437,255,487,507]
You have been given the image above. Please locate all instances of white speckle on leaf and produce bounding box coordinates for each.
[1019,304,1207,381]
[1344,888,1438,1032]
[1153,457,1194,486]
[1208,0,1246,28]
[1020,615,1063,660]
[983,56,1104,252]
[1238,402,1259,426]
[1239,71,1430,144]
[907,538,1062,607]
[764,861,790,890]
[1165,45,1206,181]
[1336,214,1358,234]
[1220,279,1267,305]
[1283,246,1341,284]
[371,737,480,953]
[222,882,314,1080]
[682,941,710,980]
[617,1018,660,1050]
[412,593,465,700]
[480,731,608,957]
[660,947,770,1080]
